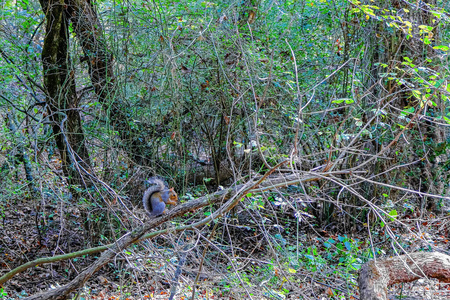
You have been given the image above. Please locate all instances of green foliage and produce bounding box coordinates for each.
[1,0,450,297]
[231,233,371,299]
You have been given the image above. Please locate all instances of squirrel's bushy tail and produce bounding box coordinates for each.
[146,176,166,190]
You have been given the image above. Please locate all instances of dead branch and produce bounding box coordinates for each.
[3,170,355,287]
[23,163,295,299]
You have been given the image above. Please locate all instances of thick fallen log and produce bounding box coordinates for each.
[358,251,450,300]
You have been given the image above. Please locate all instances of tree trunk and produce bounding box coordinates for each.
[39,0,92,188]
[358,252,450,300]
[66,0,156,165]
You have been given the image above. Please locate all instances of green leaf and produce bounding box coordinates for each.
[332,98,353,104]
[233,141,243,148]
[344,241,352,251]
[434,79,445,88]
[401,107,414,116]
[389,210,398,220]
[411,90,422,99]
[428,100,437,107]
[433,45,449,51]
[403,56,412,63]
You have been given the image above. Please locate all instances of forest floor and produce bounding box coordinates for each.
[1,197,449,299]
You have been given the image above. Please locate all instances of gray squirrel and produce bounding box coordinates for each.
[143,177,178,217]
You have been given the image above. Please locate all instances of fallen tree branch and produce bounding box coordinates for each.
[358,251,450,300]
[22,162,290,299]
[0,169,358,287]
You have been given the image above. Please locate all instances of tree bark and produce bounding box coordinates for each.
[39,0,92,187]
[358,252,450,300]
[66,0,156,165]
